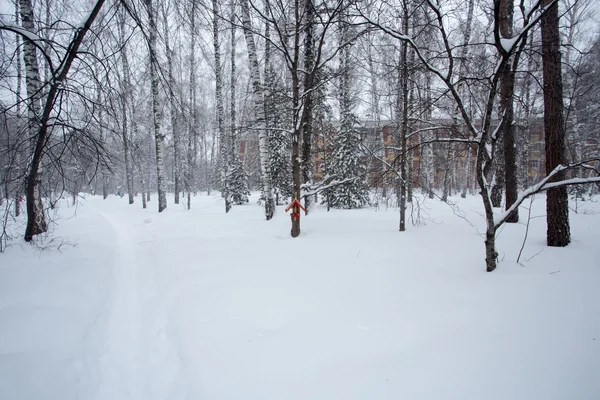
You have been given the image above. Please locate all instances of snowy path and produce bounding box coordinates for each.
[91,207,188,400]
[2,193,599,400]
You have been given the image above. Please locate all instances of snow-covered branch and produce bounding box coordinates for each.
[494,161,600,228]
[301,176,359,199]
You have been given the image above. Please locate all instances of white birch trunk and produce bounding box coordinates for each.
[143,0,167,212]
[213,0,230,212]
[162,3,181,205]
[20,0,47,236]
[118,9,134,205]
[241,0,274,220]
[186,0,198,209]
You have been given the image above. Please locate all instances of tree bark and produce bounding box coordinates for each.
[541,0,570,246]
[187,0,198,209]
[20,0,47,239]
[301,0,315,213]
[241,0,274,220]
[14,0,22,216]
[290,0,303,237]
[213,0,230,213]
[118,9,134,205]
[143,0,167,212]
[22,0,106,241]
[162,3,181,205]
[398,0,409,231]
[500,0,518,222]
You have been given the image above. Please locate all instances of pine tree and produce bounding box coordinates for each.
[265,66,292,205]
[227,3,250,206]
[227,156,250,204]
[327,12,369,210]
[327,113,370,209]
[541,0,570,246]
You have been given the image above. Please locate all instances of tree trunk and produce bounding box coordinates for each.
[290,0,303,237]
[398,1,409,231]
[423,74,434,199]
[441,141,452,202]
[162,3,181,205]
[490,133,505,207]
[22,0,106,241]
[186,0,198,209]
[500,0,518,222]
[301,0,315,213]
[241,0,274,220]
[14,0,22,217]
[213,0,230,213]
[118,9,134,205]
[144,0,167,212]
[459,0,475,198]
[541,0,570,246]
[20,0,47,240]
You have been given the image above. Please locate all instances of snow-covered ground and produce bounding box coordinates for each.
[1,192,599,400]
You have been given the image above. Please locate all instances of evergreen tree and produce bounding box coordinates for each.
[227,4,250,207]
[227,155,250,204]
[265,65,292,205]
[326,12,369,210]
[327,113,370,209]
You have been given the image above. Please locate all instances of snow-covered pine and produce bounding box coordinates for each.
[241,0,274,220]
[262,1,291,206]
[265,66,292,205]
[326,11,369,210]
[227,160,250,205]
[327,113,370,209]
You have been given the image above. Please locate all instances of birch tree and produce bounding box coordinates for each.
[497,0,519,222]
[118,7,135,205]
[2,0,108,241]
[228,1,250,205]
[213,0,231,213]
[241,0,275,220]
[187,0,198,209]
[19,0,47,239]
[162,0,183,205]
[142,0,167,212]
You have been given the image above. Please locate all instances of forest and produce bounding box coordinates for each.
[1,0,600,263]
[1,1,600,399]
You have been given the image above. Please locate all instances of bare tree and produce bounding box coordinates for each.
[359,0,599,271]
[0,0,107,241]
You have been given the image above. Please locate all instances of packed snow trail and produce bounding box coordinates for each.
[2,193,599,400]
[90,205,188,400]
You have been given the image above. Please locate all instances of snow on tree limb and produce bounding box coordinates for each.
[494,161,600,228]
